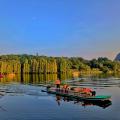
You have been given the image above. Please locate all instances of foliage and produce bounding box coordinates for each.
[0,55,120,74]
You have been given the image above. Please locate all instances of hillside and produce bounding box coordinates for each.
[115,53,120,61]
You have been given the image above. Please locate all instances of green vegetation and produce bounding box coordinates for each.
[0,54,120,74]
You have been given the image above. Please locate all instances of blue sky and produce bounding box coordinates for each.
[0,0,120,60]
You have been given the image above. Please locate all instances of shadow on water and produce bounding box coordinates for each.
[55,95,112,109]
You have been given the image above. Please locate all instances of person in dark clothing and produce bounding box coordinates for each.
[91,91,96,96]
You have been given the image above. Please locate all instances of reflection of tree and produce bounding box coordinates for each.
[0,72,73,85]
[0,74,59,84]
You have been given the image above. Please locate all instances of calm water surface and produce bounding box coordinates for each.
[0,75,120,120]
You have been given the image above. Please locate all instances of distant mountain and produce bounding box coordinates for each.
[115,53,120,61]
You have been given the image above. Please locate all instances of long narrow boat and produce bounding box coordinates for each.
[42,89,111,101]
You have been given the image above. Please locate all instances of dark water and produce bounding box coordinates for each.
[0,74,120,120]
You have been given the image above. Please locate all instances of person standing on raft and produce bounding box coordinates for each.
[55,78,61,89]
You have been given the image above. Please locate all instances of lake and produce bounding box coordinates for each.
[0,74,120,120]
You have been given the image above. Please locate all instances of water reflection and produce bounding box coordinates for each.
[55,95,112,109]
[67,77,120,88]
[0,73,120,120]
[0,74,58,84]
[0,106,6,112]
[0,73,120,85]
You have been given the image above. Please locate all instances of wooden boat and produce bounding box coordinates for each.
[0,74,4,78]
[42,88,111,101]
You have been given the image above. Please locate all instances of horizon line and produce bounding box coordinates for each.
[0,53,116,61]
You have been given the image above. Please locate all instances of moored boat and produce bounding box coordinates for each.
[0,74,4,78]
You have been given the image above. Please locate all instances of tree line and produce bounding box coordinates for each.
[0,54,120,74]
